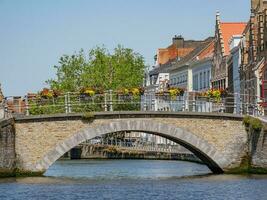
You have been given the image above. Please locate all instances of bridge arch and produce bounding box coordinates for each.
[34,119,226,174]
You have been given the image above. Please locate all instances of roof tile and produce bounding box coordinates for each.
[220,22,247,55]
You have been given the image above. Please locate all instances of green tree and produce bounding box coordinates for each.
[46,50,87,92]
[46,45,145,92]
[81,46,112,90]
[111,45,145,89]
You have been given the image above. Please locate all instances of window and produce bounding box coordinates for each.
[203,71,206,88]
[207,70,210,88]
[193,75,197,90]
[200,72,202,89]
[195,74,199,90]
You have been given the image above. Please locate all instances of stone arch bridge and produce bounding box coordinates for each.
[1,111,267,176]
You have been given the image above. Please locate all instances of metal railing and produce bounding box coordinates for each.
[2,91,264,118]
[81,141,190,154]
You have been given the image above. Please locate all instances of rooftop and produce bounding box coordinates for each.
[220,22,247,55]
[156,36,205,65]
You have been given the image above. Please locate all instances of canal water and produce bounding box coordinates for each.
[1,160,267,200]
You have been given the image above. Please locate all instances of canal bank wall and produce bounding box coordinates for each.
[66,144,202,163]
[227,117,267,174]
[0,118,16,177]
[249,122,267,172]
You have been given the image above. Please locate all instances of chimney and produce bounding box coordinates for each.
[172,35,184,48]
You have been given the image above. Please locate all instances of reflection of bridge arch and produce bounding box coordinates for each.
[34,120,225,174]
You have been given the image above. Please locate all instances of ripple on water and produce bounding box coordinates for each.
[0,160,267,200]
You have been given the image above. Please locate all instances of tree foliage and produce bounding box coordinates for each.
[46,46,145,92]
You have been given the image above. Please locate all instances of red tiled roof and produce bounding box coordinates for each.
[198,40,214,60]
[220,22,247,55]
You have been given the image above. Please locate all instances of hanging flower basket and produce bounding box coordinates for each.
[168,87,185,99]
[131,88,140,97]
[40,88,53,99]
[204,88,226,103]
[80,88,95,97]
[52,89,61,98]
[116,88,130,96]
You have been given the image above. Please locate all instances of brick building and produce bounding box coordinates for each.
[155,35,204,66]
[240,0,267,113]
[148,36,211,92]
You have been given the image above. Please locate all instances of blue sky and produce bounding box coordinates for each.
[0,0,250,96]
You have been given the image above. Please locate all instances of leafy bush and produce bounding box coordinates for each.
[250,118,263,132]
[243,115,263,132]
[72,103,102,113]
[29,104,65,115]
[243,115,251,127]
[114,103,140,111]
[82,112,95,121]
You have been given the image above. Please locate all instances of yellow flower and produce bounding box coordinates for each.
[124,88,129,95]
[84,89,95,96]
[131,88,140,96]
[46,91,53,98]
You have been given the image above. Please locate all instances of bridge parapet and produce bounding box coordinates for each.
[14,111,244,122]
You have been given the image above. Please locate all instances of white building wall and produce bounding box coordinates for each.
[170,69,188,89]
[192,60,212,91]
[229,35,242,114]
[232,48,241,95]
[229,35,242,51]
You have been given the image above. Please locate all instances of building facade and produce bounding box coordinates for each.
[227,35,243,113]
[155,35,204,66]
[228,36,242,95]
[147,36,209,93]
[240,0,267,114]
[192,58,212,92]
[212,13,246,90]
[169,38,214,92]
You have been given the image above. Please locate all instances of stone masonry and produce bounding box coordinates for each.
[13,112,248,175]
[0,118,16,176]
[250,122,267,169]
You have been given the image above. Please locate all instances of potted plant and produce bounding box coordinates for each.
[40,88,53,99]
[131,88,140,97]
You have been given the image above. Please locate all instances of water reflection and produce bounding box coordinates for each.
[0,160,267,200]
[44,159,211,180]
